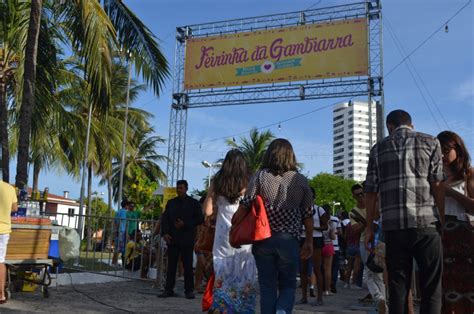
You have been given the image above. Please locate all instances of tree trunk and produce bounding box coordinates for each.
[32,159,41,194]
[15,0,42,189]
[0,82,9,182]
[86,165,93,251]
[107,175,113,218]
[106,174,113,250]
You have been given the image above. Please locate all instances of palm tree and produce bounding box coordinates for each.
[96,60,148,216]
[7,3,65,193]
[109,128,167,202]
[15,0,42,188]
[0,0,29,182]
[53,58,152,217]
[226,128,275,172]
[15,0,170,188]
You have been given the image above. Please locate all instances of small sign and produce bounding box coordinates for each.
[162,187,177,210]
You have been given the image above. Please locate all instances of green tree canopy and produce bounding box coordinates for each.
[308,173,357,212]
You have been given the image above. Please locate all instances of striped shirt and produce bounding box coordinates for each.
[364,126,445,231]
[243,169,313,239]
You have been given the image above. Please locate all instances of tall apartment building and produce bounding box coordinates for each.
[332,100,379,182]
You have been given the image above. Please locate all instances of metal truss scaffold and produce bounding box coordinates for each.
[166,0,384,186]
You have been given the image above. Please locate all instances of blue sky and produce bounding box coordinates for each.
[33,0,473,203]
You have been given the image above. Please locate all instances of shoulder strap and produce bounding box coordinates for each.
[464,176,471,198]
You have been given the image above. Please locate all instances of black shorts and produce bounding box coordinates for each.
[300,237,324,249]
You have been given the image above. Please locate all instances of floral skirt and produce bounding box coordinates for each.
[210,251,257,314]
[442,219,474,314]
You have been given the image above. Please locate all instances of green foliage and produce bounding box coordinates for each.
[140,197,163,220]
[85,196,110,233]
[226,128,275,172]
[110,128,167,202]
[126,166,161,219]
[191,188,207,199]
[308,173,357,212]
[8,0,169,190]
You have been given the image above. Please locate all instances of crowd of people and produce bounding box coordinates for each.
[97,108,473,314]
[155,109,473,314]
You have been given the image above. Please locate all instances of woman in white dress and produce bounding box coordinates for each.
[437,131,474,313]
[203,149,257,313]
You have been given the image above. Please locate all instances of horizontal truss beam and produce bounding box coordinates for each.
[177,78,382,109]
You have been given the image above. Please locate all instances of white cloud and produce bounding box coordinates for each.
[454,77,474,103]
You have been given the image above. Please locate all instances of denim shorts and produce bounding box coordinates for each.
[346,245,360,257]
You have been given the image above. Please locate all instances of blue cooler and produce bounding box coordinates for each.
[49,226,63,272]
[48,225,60,258]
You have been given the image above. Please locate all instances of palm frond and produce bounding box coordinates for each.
[62,0,116,114]
[104,0,170,95]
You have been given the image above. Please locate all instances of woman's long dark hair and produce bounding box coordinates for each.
[261,138,298,175]
[437,131,471,180]
[213,149,250,203]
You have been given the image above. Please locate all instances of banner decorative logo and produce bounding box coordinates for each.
[184,18,368,90]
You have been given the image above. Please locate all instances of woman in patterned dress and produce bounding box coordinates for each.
[437,131,474,314]
[203,149,257,313]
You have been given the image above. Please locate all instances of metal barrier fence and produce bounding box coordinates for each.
[50,213,166,286]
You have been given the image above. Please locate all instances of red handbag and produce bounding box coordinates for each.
[202,272,215,311]
[229,195,272,248]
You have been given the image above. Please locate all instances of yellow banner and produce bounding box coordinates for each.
[184,18,368,89]
[162,187,177,210]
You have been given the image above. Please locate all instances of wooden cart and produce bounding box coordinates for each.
[5,222,53,299]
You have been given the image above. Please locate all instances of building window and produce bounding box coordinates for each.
[334,170,344,175]
[334,141,344,148]
[334,162,344,168]
[333,115,344,121]
[334,148,344,154]
[333,121,344,128]
[348,117,353,122]
[334,155,344,161]
[349,145,353,149]
[68,208,75,217]
[348,138,353,143]
[348,167,353,171]
[334,134,344,141]
[334,128,344,134]
[349,160,353,164]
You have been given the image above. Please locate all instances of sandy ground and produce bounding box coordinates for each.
[0,276,376,313]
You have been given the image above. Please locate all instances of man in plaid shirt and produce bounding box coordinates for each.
[364,110,445,314]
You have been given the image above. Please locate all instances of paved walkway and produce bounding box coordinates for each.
[0,277,377,313]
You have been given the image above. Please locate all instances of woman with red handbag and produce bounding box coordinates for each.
[203,149,257,313]
[241,139,314,314]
